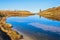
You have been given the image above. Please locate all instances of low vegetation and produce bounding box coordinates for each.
[0,10,34,17]
[39,6,60,20]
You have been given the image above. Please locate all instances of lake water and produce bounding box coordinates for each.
[6,15,60,40]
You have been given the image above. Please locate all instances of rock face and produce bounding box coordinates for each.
[0,29,11,40]
[1,23,23,40]
[39,6,60,20]
[0,13,23,40]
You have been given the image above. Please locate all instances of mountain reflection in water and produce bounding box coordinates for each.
[6,15,60,40]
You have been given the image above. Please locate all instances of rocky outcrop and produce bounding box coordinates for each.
[0,13,23,40]
[0,21,23,40]
[0,29,11,40]
[39,6,60,20]
[1,23,23,40]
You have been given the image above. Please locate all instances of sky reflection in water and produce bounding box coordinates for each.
[6,15,60,40]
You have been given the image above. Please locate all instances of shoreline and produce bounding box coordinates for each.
[13,28,35,40]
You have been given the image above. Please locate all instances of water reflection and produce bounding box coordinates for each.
[6,15,60,40]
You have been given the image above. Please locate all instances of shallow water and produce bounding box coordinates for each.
[6,15,60,40]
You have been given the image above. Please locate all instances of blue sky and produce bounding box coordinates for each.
[0,0,60,13]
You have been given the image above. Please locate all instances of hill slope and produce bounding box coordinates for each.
[39,6,60,20]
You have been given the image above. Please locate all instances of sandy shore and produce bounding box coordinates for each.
[13,28,34,40]
[20,33,34,40]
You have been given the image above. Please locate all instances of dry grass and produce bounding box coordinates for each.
[39,6,60,20]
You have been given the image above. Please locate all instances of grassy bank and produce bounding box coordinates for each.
[39,6,60,21]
